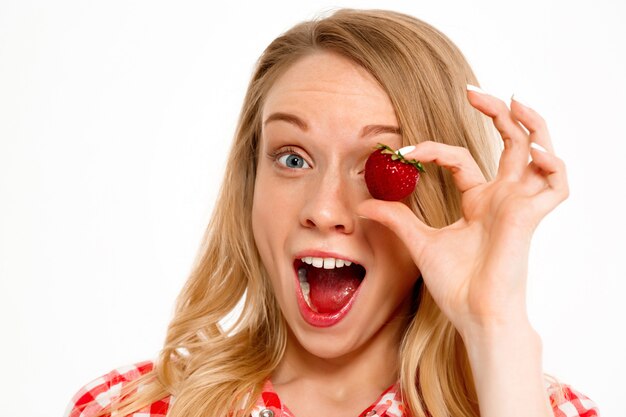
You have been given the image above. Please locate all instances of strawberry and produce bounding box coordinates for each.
[364,143,425,201]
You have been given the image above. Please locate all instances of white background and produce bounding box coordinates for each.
[1,1,624,416]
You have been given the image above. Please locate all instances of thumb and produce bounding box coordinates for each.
[356,199,432,255]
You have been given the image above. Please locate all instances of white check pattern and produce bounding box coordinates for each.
[65,361,599,417]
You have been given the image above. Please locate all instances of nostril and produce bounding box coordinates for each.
[304,219,348,232]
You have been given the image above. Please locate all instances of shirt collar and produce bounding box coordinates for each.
[250,379,406,417]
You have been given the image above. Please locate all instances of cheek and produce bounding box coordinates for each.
[376,224,420,284]
[389,233,415,266]
[371,221,410,260]
[251,177,299,309]
[251,170,298,269]
[251,180,274,260]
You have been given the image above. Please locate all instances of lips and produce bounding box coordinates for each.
[292,254,366,327]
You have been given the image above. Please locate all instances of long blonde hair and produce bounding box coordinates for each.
[99,8,519,417]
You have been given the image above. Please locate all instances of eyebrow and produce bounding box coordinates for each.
[264,112,309,131]
[360,124,402,138]
[263,112,402,138]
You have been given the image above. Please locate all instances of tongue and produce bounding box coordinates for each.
[307,266,361,314]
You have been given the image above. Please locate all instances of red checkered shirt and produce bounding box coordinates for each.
[64,361,599,417]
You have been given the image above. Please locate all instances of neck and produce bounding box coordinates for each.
[272,304,411,401]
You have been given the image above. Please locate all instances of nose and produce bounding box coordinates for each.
[299,170,356,234]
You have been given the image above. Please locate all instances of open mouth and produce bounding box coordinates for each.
[293,257,366,316]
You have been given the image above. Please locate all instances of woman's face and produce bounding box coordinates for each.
[252,51,420,359]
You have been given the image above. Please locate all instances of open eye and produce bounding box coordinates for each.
[276,152,311,169]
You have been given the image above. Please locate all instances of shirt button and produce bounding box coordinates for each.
[259,409,275,417]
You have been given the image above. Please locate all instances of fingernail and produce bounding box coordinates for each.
[397,145,415,156]
[530,142,548,153]
[467,84,489,95]
[511,93,532,108]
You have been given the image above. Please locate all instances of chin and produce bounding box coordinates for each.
[287,323,365,360]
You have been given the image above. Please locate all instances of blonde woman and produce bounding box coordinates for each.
[65,9,598,417]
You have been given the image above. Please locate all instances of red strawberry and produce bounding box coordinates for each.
[364,143,425,201]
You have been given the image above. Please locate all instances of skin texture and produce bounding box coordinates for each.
[251,51,419,416]
[251,50,567,417]
[356,90,567,417]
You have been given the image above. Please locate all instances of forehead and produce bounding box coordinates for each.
[262,51,397,123]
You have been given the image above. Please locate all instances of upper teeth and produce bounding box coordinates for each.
[301,256,353,269]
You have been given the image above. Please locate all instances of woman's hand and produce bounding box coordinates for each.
[356,86,569,337]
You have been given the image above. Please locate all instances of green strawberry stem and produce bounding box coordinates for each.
[375,143,425,173]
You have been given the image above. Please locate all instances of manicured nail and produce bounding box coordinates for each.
[511,94,532,108]
[397,145,415,156]
[530,142,548,153]
[467,84,489,95]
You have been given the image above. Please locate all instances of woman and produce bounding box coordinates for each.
[65,8,598,417]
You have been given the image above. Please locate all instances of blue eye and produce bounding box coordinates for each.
[278,153,311,169]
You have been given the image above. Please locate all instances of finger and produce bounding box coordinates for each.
[528,146,570,216]
[510,96,555,153]
[466,85,530,179]
[398,141,486,193]
[356,199,433,256]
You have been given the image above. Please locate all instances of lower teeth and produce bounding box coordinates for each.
[298,267,314,311]
[297,267,307,282]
